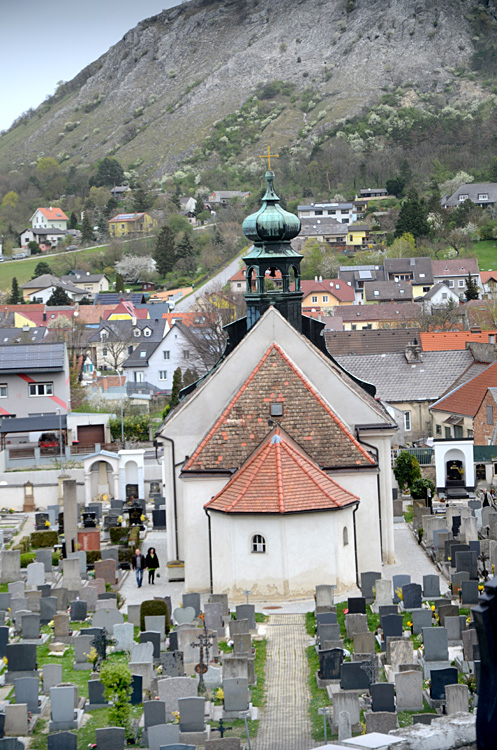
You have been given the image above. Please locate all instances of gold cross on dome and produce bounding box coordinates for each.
[259,145,279,171]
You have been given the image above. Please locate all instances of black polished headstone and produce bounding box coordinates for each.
[370,682,395,712]
[430,667,458,700]
[318,648,343,680]
[347,597,366,615]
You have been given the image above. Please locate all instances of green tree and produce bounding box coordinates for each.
[68,211,78,229]
[47,287,72,306]
[89,157,125,188]
[28,240,41,255]
[33,261,53,278]
[154,225,177,276]
[169,367,182,407]
[176,232,197,274]
[81,213,94,244]
[385,176,405,198]
[115,272,125,293]
[132,187,154,212]
[393,450,422,493]
[8,277,21,304]
[465,273,480,301]
[394,189,429,239]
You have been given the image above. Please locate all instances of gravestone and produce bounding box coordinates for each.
[455,550,478,580]
[353,632,375,654]
[378,605,397,620]
[209,594,229,617]
[316,611,338,627]
[38,584,51,598]
[95,727,125,750]
[160,651,184,677]
[67,551,87,578]
[158,676,198,721]
[370,683,395,712]
[5,642,37,675]
[223,679,249,713]
[461,580,479,605]
[53,613,70,639]
[49,685,77,730]
[101,548,119,565]
[204,603,224,636]
[148,724,180,750]
[42,663,62,693]
[0,593,11,612]
[445,683,469,714]
[395,669,423,710]
[402,583,422,610]
[462,629,478,662]
[365,711,398,734]
[229,619,250,638]
[338,710,352,742]
[40,596,57,625]
[14,676,40,713]
[177,627,203,663]
[345,613,368,638]
[130,674,143,705]
[73,634,94,670]
[26,562,45,587]
[143,700,167,729]
[315,584,334,609]
[318,648,343,680]
[127,604,141,627]
[178,695,205,732]
[361,571,382,600]
[4,705,28,737]
[347,597,366,615]
[222,655,249,681]
[173,607,196,626]
[392,575,410,603]
[445,616,462,644]
[0,627,8,658]
[332,692,360,729]
[168,631,178,652]
[53,588,69,612]
[233,633,252,656]
[319,623,341,643]
[451,571,470,593]
[21,612,40,640]
[91,607,124,635]
[47,732,77,750]
[94,560,117,585]
[140,631,161,659]
[8,582,23,599]
[438,604,460,626]
[182,593,201,617]
[374,580,393,607]
[381,614,403,640]
[411,608,432,635]
[113,622,134,652]
[25,589,42,613]
[145,615,166,640]
[62,559,80,591]
[235,604,256,630]
[430,666,458,700]
[422,627,449,661]
[340,661,371,690]
[70,600,87,622]
[88,680,108,709]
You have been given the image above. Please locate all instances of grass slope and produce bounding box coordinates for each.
[0,246,108,291]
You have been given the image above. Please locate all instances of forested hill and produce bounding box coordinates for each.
[1,0,497,190]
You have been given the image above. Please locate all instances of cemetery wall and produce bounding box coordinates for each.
[0,469,85,509]
[210,507,357,598]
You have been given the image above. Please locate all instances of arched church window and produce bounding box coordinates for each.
[251,534,266,553]
[343,527,349,546]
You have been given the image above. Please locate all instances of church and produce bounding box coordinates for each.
[157,166,398,600]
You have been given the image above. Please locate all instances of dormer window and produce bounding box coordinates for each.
[140,351,146,358]
[133,329,140,337]
[458,194,469,201]
[143,328,151,337]
[101,332,108,341]
[478,193,489,201]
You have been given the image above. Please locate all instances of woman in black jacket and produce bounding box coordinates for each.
[145,547,159,584]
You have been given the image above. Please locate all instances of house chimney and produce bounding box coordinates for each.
[405,339,423,363]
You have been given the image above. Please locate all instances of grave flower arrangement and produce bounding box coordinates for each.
[172,711,180,724]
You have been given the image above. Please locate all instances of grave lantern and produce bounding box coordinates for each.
[23,481,35,513]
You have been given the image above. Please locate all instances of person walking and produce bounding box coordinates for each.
[145,547,159,584]
[132,548,146,588]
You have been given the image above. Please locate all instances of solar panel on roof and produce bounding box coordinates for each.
[358,271,373,279]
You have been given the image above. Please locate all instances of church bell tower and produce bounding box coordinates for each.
[242,159,303,332]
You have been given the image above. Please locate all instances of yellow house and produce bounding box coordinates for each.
[337,302,421,331]
[108,212,157,238]
[61,272,110,296]
[301,279,355,311]
[346,224,370,251]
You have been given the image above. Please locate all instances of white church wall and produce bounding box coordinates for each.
[183,476,227,592]
[210,508,356,600]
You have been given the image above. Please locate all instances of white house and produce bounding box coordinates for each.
[30,207,69,231]
[297,202,357,224]
[421,282,461,313]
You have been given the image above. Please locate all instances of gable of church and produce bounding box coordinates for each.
[184,342,375,472]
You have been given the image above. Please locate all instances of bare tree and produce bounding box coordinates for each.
[99,324,136,371]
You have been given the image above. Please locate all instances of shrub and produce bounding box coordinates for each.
[129,526,140,548]
[86,550,102,565]
[140,599,170,634]
[100,662,133,738]
[20,552,36,568]
[393,451,421,493]
[410,478,436,500]
[110,527,129,545]
[118,548,133,565]
[30,531,58,548]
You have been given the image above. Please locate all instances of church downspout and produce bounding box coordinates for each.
[156,434,179,561]
[352,502,360,589]
[204,508,213,594]
[355,433,383,559]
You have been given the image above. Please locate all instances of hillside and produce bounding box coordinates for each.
[1,0,493,184]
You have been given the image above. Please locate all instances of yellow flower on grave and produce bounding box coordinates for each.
[448,557,451,562]
[479,585,484,592]
[431,605,435,611]
[7,608,10,613]
[172,711,180,724]
[140,514,146,521]
[3,657,7,665]
[45,520,50,528]
[216,688,224,701]
[466,617,471,625]
[395,587,403,601]
[48,620,54,628]
[407,621,413,628]
[118,516,123,523]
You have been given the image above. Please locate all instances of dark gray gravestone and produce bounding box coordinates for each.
[318,623,341,643]
[316,612,338,626]
[235,605,256,630]
[422,575,440,598]
[360,571,382,600]
[38,584,52,598]
[318,648,343,680]
[178,696,205,732]
[455,550,478,580]
[422,627,449,661]
[98,593,117,600]
[412,608,432,635]
[6,643,36,671]
[0,716,5,741]
[182,593,201,617]
[86,627,106,661]
[461,580,479,606]
[340,661,371,690]
[446,542,468,564]
[0,594,10,612]
[168,631,178,652]
[21,613,40,640]
[143,700,166,729]
[130,674,143,705]
[0,627,8,658]
[160,651,184,677]
[140,631,161,659]
[469,540,481,555]
[402,583,422,610]
[430,667,458,700]
[95,727,125,750]
[438,604,460,626]
[88,680,107,708]
[452,516,461,537]
[370,682,395,712]
[451,571,470,591]
[412,714,436,725]
[70,600,87,622]
[14,676,40,712]
[381,614,403,638]
[347,597,366,614]
[47,733,77,750]
[378,605,398,618]
[392,575,410,603]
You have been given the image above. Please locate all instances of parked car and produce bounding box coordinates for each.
[67,245,78,251]
[38,433,64,452]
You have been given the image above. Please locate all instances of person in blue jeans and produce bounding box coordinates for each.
[132,548,145,587]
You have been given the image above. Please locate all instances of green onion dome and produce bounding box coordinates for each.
[242,171,301,244]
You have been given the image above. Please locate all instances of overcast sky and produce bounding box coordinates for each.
[1,0,184,132]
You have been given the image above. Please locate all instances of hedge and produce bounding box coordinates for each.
[110,527,130,545]
[140,599,170,634]
[118,548,133,565]
[21,550,60,568]
[30,531,58,548]
[86,550,102,565]
[129,527,140,547]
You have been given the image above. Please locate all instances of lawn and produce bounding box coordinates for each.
[468,239,497,271]
[0,245,109,291]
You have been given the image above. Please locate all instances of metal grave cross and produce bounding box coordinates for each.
[190,623,214,692]
[212,718,233,738]
[259,145,279,171]
[360,650,377,685]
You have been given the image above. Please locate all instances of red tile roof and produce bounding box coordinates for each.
[184,343,375,472]
[480,271,497,284]
[205,429,359,514]
[300,279,355,302]
[420,331,497,351]
[431,360,497,416]
[104,301,148,319]
[36,207,69,222]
